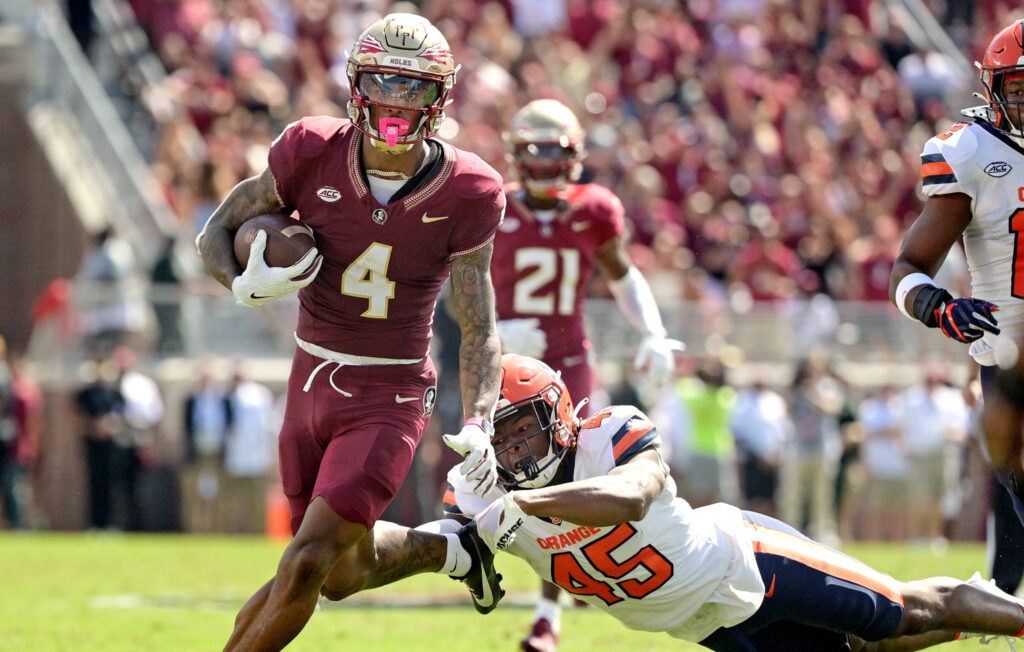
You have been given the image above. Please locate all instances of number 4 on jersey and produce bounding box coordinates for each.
[342,242,395,318]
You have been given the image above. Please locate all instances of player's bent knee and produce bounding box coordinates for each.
[319,560,369,601]
[282,538,348,589]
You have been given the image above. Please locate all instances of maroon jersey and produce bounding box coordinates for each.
[491,183,624,362]
[269,117,505,359]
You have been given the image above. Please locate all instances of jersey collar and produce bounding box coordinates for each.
[974,118,1024,157]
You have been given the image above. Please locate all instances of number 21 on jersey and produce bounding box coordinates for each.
[514,247,580,316]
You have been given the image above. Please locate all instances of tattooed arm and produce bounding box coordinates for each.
[196,167,285,289]
[449,241,502,420]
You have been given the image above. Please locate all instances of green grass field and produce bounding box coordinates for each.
[0,533,1011,651]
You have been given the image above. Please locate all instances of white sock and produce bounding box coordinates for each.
[534,597,562,633]
[441,532,472,577]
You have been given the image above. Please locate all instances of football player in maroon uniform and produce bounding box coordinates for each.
[197,13,505,651]
[490,99,683,652]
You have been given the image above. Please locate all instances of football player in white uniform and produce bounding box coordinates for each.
[493,98,684,652]
[445,354,1024,650]
[890,19,1024,595]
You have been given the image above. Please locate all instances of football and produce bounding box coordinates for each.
[234,214,316,268]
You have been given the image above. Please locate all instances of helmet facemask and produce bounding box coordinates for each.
[984,69,1024,143]
[351,70,445,153]
[493,398,570,490]
[345,13,458,154]
[512,142,581,199]
[505,99,585,199]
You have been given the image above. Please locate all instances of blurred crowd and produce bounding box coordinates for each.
[632,349,981,548]
[109,0,1015,310]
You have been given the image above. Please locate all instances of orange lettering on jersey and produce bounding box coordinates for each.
[937,122,967,140]
[581,408,614,430]
[536,526,603,549]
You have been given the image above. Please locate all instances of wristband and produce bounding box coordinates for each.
[911,285,954,328]
[895,272,936,320]
[465,418,494,435]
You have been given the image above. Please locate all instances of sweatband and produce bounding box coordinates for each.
[895,272,936,320]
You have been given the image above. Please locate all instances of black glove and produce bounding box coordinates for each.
[934,297,1000,343]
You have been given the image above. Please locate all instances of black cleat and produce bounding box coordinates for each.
[453,522,505,614]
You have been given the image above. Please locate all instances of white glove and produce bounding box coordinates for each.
[443,419,498,496]
[634,336,685,389]
[497,318,547,359]
[231,230,323,307]
[476,491,527,553]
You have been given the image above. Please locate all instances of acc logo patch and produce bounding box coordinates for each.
[423,386,437,417]
[985,162,1012,177]
[317,186,341,202]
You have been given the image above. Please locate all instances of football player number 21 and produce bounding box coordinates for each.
[342,242,395,318]
[514,248,581,315]
[551,523,673,605]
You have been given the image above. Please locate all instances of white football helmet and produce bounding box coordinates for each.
[504,99,585,198]
[346,13,459,153]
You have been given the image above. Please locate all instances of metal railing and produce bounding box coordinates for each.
[32,281,972,389]
[3,0,177,267]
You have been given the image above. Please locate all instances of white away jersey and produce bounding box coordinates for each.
[443,405,764,642]
[921,120,1024,365]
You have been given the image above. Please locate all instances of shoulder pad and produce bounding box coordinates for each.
[924,122,977,165]
[447,145,504,199]
[277,116,345,159]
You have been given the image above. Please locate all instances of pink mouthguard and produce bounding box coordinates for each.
[378,117,410,147]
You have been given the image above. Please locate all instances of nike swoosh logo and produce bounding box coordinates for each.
[764,573,776,598]
[250,293,272,300]
[422,213,449,223]
[395,395,419,403]
[571,221,590,231]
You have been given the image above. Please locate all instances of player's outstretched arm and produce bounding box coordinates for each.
[196,167,285,289]
[516,448,667,526]
[450,242,502,420]
[596,236,683,387]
